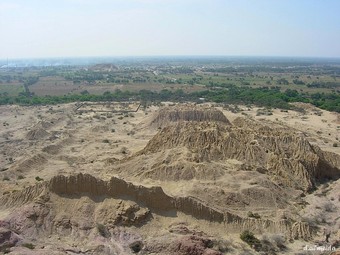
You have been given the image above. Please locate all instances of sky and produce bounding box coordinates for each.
[0,0,340,59]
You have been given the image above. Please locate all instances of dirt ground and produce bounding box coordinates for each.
[0,102,339,254]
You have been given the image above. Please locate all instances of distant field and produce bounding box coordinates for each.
[29,76,204,96]
[113,82,205,93]
[0,58,339,111]
[29,76,82,96]
[0,84,24,96]
[167,72,339,94]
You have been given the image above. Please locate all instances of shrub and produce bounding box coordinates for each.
[270,234,286,250]
[240,230,262,251]
[261,234,286,252]
[2,176,10,181]
[247,211,261,219]
[129,241,143,253]
[333,143,338,147]
[3,248,10,254]
[121,147,128,154]
[17,175,25,180]
[22,243,35,249]
[214,239,233,253]
[97,223,109,238]
[35,176,44,181]
[323,202,335,212]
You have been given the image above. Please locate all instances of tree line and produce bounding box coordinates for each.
[0,86,339,112]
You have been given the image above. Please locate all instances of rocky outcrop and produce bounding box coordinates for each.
[143,224,224,255]
[168,235,222,255]
[150,105,231,128]
[0,227,22,252]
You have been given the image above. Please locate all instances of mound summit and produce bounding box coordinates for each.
[149,105,231,128]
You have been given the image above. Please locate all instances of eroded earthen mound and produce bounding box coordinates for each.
[129,118,340,192]
[149,105,231,128]
[0,173,314,244]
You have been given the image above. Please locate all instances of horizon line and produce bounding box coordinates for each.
[2,54,340,61]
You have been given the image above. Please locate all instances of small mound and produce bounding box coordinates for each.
[12,154,48,173]
[42,144,61,155]
[149,105,231,128]
[26,128,50,140]
[91,125,110,133]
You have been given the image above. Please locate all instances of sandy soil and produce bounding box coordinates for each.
[218,103,340,154]
[0,101,339,254]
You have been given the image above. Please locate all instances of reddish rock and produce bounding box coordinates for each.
[169,235,222,255]
[0,227,22,250]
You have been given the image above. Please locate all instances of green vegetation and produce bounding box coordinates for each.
[247,211,261,219]
[17,175,25,180]
[35,176,44,181]
[1,58,339,112]
[240,230,262,250]
[0,86,339,112]
[0,84,24,96]
[129,241,143,253]
[22,243,35,249]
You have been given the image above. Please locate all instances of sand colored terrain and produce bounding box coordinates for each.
[0,102,339,254]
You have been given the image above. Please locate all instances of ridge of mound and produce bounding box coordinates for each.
[134,119,340,191]
[149,105,231,128]
[0,173,315,240]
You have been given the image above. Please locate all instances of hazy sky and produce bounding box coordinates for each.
[0,0,340,59]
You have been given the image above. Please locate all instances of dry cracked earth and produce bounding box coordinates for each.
[0,102,340,255]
